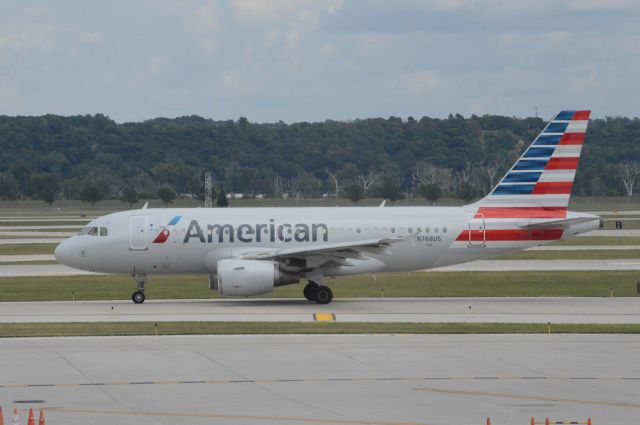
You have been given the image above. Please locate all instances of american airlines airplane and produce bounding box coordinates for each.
[54,110,601,304]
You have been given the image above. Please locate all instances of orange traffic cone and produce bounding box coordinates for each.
[12,408,19,425]
[587,419,592,425]
[486,418,491,425]
[26,409,34,425]
[530,417,535,425]
[37,410,44,425]
[0,406,4,425]
[545,418,550,425]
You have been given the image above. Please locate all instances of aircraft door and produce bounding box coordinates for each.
[130,216,148,250]
[467,213,486,247]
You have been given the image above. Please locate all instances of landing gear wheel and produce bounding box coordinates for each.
[315,286,333,305]
[132,290,145,304]
[304,282,319,301]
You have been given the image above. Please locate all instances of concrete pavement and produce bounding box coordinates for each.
[2,297,640,324]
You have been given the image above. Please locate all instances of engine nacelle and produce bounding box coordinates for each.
[216,259,299,297]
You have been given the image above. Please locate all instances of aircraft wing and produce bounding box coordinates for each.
[237,236,407,262]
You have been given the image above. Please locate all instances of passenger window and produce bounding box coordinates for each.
[408,227,413,233]
[356,228,361,233]
[425,227,430,233]
[417,227,422,233]
[99,227,108,236]
[434,227,439,233]
[443,227,448,233]
[87,227,98,236]
[391,228,396,233]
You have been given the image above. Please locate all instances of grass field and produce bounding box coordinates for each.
[0,244,58,255]
[1,196,640,213]
[0,227,80,232]
[551,236,640,245]
[495,249,640,260]
[0,271,638,302]
[0,321,638,338]
[0,221,88,227]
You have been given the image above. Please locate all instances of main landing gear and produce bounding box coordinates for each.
[303,281,333,304]
[132,274,147,304]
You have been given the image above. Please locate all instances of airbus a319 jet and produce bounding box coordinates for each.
[55,110,601,304]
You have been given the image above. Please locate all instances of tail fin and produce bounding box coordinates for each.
[473,109,590,216]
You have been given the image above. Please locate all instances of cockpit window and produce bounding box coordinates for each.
[78,227,90,235]
[87,227,99,236]
[100,227,108,236]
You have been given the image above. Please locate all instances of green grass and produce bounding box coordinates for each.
[0,227,79,232]
[0,260,57,266]
[601,220,640,230]
[0,322,638,338]
[551,236,640,246]
[496,249,640,260]
[0,235,62,239]
[1,271,638,302]
[0,244,57,255]
[0,221,88,226]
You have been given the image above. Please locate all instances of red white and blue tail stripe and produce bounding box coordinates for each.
[451,110,592,249]
[473,109,590,215]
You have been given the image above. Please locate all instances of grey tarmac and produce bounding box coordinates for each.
[5,258,640,277]
[0,334,638,425]
[2,298,640,324]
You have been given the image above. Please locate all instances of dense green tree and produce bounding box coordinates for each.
[79,182,104,206]
[217,189,229,207]
[377,176,404,204]
[121,186,139,208]
[456,181,477,203]
[420,182,443,205]
[0,113,637,200]
[157,186,176,206]
[344,184,365,204]
[31,174,59,207]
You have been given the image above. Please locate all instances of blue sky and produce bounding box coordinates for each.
[1,0,639,122]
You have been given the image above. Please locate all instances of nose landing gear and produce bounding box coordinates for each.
[303,281,333,304]
[132,274,147,304]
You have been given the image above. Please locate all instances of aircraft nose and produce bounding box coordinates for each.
[54,240,71,264]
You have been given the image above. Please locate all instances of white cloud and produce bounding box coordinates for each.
[390,70,449,95]
[566,63,600,93]
[231,0,343,26]
[566,0,640,10]
[497,31,570,49]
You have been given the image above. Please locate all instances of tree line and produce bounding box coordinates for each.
[0,113,638,206]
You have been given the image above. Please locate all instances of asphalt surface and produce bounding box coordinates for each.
[4,258,640,277]
[2,298,640,324]
[0,334,638,425]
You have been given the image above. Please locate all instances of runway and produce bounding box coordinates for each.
[2,298,640,324]
[0,334,638,425]
[4,258,640,276]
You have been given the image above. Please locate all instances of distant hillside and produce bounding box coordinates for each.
[0,113,637,202]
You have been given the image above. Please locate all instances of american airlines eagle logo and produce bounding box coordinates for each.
[152,215,182,244]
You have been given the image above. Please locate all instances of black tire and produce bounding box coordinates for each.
[315,286,333,304]
[303,282,319,301]
[132,290,145,304]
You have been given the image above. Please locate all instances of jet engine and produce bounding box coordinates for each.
[215,259,299,296]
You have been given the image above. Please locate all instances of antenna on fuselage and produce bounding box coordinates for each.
[142,202,148,209]
[378,200,386,208]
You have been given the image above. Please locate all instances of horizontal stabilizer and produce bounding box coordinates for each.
[518,217,597,229]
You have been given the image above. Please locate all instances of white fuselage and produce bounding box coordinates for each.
[54,206,600,277]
